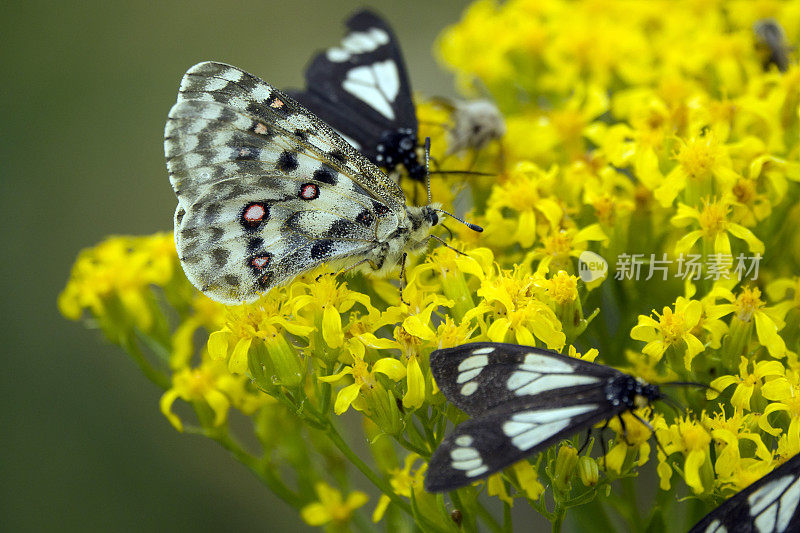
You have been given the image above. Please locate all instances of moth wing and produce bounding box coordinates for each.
[430,342,620,417]
[290,10,416,162]
[688,454,800,533]
[425,399,615,492]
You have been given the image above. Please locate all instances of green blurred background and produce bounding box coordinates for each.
[2,1,471,530]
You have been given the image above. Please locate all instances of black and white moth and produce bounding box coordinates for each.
[424,342,666,492]
[286,10,427,182]
[689,454,800,533]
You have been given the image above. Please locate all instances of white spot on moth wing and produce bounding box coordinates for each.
[368,28,389,45]
[521,352,574,373]
[704,519,725,533]
[343,66,395,120]
[511,374,601,396]
[466,465,489,478]
[326,47,350,62]
[454,435,474,447]
[451,457,483,471]
[342,31,378,53]
[505,419,571,450]
[749,475,800,532]
[459,355,488,371]
[775,477,800,531]
[460,382,479,396]
[749,475,794,516]
[219,68,244,82]
[510,405,596,424]
[754,505,778,533]
[471,347,495,355]
[450,447,479,461]
[373,60,400,102]
[457,368,482,384]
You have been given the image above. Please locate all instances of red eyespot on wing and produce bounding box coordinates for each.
[251,255,270,269]
[243,203,265,222]
[300,183,319,201]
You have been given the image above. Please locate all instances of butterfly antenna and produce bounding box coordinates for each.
[424,136,484,234]
[662,381,717,393]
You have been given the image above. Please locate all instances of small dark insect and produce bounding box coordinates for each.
[754,18,794,73]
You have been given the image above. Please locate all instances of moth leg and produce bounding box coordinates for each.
[426,234,469,256]
[618,414,633,446]
[598,419,610,470]
[577,428,592,455]
[630,412,667,456]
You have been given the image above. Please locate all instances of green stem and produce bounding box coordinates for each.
[552,504,566,533]
[450,491,477,533]
[122,335,170,389]
[325,422,447,533]
[213,429,304,509]
[474,500,503,533]
[503,502,513,533]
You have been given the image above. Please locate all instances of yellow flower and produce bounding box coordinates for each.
[301,482,368,527]
[527,224,608,275]
[206,292,312,375]
[672,198,764,257]
[760,368,800,448]
[319,351,406,416]
[630,297,705,368]
[372,454,426,522]
[655,133,739,207]
[160,359,232,432]
[726,286,788,359]
[603,411,657,474]
[465,266,566,350]
[657,416,713,494]
[709,357,785,411]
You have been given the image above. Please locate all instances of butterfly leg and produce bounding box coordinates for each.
[597,419,610,470]
[399,252,410,305]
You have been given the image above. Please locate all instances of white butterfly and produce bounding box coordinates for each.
[164,62,477,304]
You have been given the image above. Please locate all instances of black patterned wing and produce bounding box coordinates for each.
[287,10,417,162]
[429,342,621,417]
[689,454,800,533]
[164,62,405,304]
[425,342,661,492]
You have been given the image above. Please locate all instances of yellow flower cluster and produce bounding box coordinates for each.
[60,0,800,530]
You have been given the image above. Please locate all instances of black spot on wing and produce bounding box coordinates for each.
[247,237,264,253]
[277,151,299,172]
[313,165,338,185]
[211,248,230,269]
[310,239,334,260]
[327,150,347,165]
[356,210,374,227]
[327,219,358,238]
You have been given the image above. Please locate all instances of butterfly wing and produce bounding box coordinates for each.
[689,454,800,533]
[429,342,621,417]
[165,61,406,303]
[287,10,417,162]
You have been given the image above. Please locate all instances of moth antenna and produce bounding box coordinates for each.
[659,394,685,415]
[423,136,483,234]
[434,208,484,233]
[662,381,715,392]
[429,170,494,177]
[424,136,433,205]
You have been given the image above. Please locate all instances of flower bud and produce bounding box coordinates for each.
[249,334,303,390]
[363,384,403,436]
[553,445,578,492]
[578,456,599,487]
